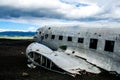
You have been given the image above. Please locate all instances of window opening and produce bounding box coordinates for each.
[104,40,114,52]
[78,38,84,43]
[89,38,98,49]
[39,31,41,34]
[68,36,72,41]
[48,27,51,30]
[45,34,48,39]
[51,35,55,39]
[59,36,63,40]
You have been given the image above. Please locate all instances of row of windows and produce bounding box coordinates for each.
[45,34,84,43]
[43,34,115,52]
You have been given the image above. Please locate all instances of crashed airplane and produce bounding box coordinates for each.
[26,25,120,76]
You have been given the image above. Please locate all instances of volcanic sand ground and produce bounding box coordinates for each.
[0,39,119,80]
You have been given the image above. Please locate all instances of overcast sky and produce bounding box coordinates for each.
[0,0,120,31]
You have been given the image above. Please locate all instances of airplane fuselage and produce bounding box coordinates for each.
[26,25,120,75]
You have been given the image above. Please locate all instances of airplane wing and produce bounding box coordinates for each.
[26,42,101,75]
[65,47,120,74]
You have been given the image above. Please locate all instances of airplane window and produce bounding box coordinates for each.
[48,27,51,30]
[78,38,84,43]
[39,31,41,34]
[51,35,55,39]
[89,38,98,49]
[59,36,63,40]
[45,34,48,39]
[104,40,114,52]
[67,36,72,41]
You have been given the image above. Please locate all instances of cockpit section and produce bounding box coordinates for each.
[34,27,45,42]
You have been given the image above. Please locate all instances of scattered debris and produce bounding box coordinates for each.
[21,52,24,54]
[27,63,36,69]
[22,72,29,77]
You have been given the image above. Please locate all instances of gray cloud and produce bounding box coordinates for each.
[0,0,119,26]
[0,6,65,19]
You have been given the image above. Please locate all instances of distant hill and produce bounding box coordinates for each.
[0,31,35,36]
